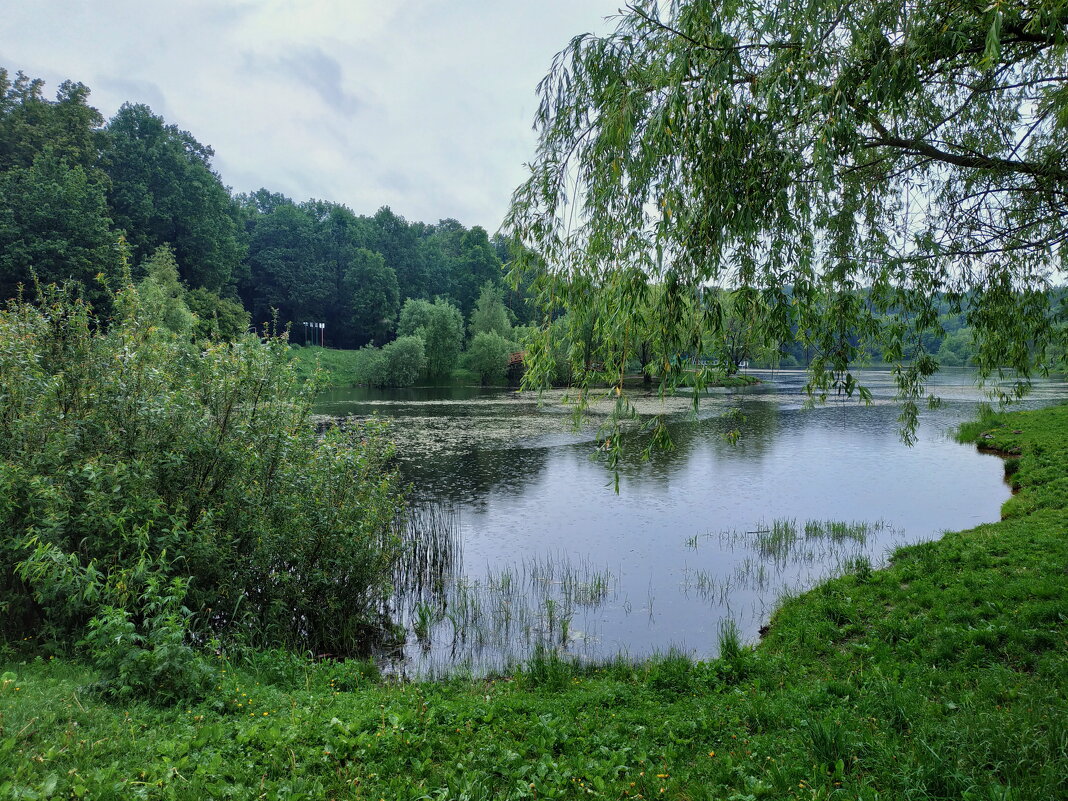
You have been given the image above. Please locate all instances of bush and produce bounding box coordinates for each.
[185,287,250,341]
[381,335,426,387]
[398,298,464,380]
[465,330,516,384]
[0,278,405,658]
[345,337,426,388]
[81,576,217,705]
[353,345,389,387]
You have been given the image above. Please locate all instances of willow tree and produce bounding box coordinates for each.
[505,0,1068,446]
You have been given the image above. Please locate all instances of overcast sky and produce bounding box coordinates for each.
[0,0,623,231]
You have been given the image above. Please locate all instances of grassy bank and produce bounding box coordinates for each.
[288,346,367,387]
[3,405,1067,800]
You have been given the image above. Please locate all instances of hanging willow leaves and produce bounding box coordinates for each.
[504,0,1068,450]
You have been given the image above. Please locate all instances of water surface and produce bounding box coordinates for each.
[315,369,1068,675]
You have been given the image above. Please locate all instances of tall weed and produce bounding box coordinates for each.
[0,277,404,660]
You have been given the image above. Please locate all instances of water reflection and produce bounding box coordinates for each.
[314,369,1068,675]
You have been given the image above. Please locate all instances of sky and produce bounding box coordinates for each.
[0,0,623,231]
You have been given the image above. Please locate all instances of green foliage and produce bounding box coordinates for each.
[468,280,512,339]
[185,287,250,341]
[465,330,517,385]
[398,297,464,380]
[343,247,399,346]
[81,576,217,705]
[0,278,404,656]
[505,0,1068,441]
[355,346,390,388]
[344,336,428,388]
[380,335,427,387]
[137,245,194,335]
[0,68,103,172]
[103,103,246,292]
[0,148,119,307]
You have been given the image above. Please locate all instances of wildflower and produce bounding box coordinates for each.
[708,751,715,757]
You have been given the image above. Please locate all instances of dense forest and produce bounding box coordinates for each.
[0,68,530,360]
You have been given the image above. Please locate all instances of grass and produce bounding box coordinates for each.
[288,345,368,387]
[3,403,1068,800]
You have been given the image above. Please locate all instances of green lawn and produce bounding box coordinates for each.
[3,404,1066,800]
[287,345,367,388]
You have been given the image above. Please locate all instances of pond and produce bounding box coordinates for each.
[314,369,1068,677]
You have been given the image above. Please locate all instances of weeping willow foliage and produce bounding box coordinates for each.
[504,0,1068,451]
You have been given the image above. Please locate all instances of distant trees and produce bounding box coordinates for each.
[343,248,399,347]
[336,336,427,388]
[398,298,465,380]
[103,103,246,292]
[466,331,516,384]
[469,281,512,339]
[0,69,119,305]
[0,148,119,306]
[0,66,526,359]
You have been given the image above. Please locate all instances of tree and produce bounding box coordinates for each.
[466,330,516,385]
[103,103,246,292]
[469,280,513,339]
[0,149,119,306]
[505,0,1068,441]
[240,199,326,329]
[368,206,428,301]
[453,227,504,316]
[703,288,774,375]
[381,335,427,387]
[343,248,400,347]
[185,288,250,341]
[0,69,104,173]
[137,245,194,336]
[397,297,464,380]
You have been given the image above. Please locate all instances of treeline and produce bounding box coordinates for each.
[760,289,1068,371]
[0,68,528,351]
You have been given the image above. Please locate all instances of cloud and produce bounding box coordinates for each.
[0,0,622,228]
[94,78,171,119]
[242,46,362,117]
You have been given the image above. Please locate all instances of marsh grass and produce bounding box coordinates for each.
[391,515,618,675]
[684,517,895,616]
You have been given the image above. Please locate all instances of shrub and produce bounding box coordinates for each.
[398,298,464,380]
[353,345,389,387]
[0,278,405,658]
[381,335,426,387]
[346,337,427,388]
[465,330,516,384]
[81,576,217,705]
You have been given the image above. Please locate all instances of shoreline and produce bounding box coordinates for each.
[3,403,1066,799]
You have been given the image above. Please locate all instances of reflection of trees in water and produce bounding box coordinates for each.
[396,398,783,503]
[400,445,550,507]
[608,399,781,485]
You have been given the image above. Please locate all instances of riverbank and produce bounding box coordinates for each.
[292,345,761,390]
[3,404,1066,800]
